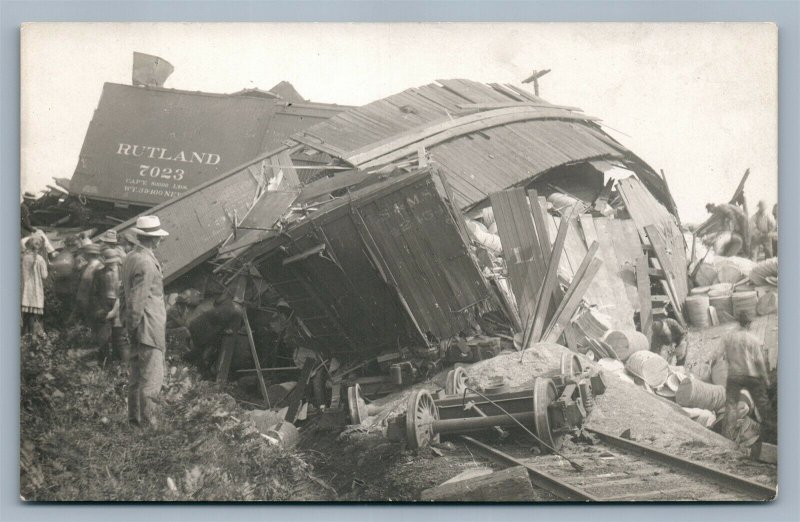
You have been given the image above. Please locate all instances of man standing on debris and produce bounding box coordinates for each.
[723,313,775,444]
[705,202,748,256]
[749,200,776,260]
[120,216,169,428]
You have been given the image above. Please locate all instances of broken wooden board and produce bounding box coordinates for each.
[528,209,572,345]
[645,224,686,328]
[604,218,642,311]
[542,245,602,344]
[284,358,316,423]
[617,176,687,305]
[636,255,653,344]
[616,176,675,245]
[490,188,547,326]
[579,215,635,329]
[420,465,534,502]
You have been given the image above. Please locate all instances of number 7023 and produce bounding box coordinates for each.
[139,164,185,181]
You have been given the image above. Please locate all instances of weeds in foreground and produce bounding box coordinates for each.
[20,327,332,501]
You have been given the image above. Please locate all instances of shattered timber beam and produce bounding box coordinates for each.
[541,243,601,344]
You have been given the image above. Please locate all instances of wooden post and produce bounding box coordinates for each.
[242,308,271,408]
[215,332,237,385]
[636,255,653,344]
[528,204,575,345]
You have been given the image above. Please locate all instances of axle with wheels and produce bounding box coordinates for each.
[403,362,606,450]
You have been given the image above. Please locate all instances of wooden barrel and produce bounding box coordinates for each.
[732,291,758,320]
[757,291,778,316]
[693,263,718,287]
[675,377,726,411]
[603,330,649,361]
[708,283,732,297]
[575,309,613,340]
[709,295,733,318]
[686,295,710,327]
[625,351,669,387]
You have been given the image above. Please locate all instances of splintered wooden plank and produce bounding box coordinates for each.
[605,218,644,311]
[529,209,572,345]
[645,224,686,328]
[490,189,546,324]
[581,216,634,329]
[542,242,601,343]
[636,255,653,343]
[284,358,316,423]
[617,176,673,243]
[528,190,551,260]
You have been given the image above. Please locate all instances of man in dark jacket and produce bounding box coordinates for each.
[119,216,168,428]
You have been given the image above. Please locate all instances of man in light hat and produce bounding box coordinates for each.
[98,229,127,261]
[119,215,168,428]
[93,249,124,360]
[750,200,775,260]
[21,192,36,237]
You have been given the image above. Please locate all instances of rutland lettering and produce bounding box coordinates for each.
[116,143,222,165]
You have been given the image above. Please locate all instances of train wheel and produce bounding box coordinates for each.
[347,384,368,425]
[405,389,439,449]
[445,367,469,396]
[560,352,583,379]
[532,377,564,452]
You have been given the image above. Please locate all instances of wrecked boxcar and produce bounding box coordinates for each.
[28,80,349,230]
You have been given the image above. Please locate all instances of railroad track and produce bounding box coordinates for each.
[459,428,776,502]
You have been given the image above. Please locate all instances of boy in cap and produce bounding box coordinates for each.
[93,249,124,359]
[119,216,168,428]
[99,229,130,261]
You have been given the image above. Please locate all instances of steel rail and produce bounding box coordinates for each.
[585,428,776,500]
[458,435,599,502]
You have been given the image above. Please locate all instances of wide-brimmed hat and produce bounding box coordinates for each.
[23,191,36,200]
[98,230,117,244]
[131,215,169,237]
[102,249,122,265]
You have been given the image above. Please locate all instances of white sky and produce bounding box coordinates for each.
[21,22,777,224]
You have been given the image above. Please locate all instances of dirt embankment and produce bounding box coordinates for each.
[20,327,334,501]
